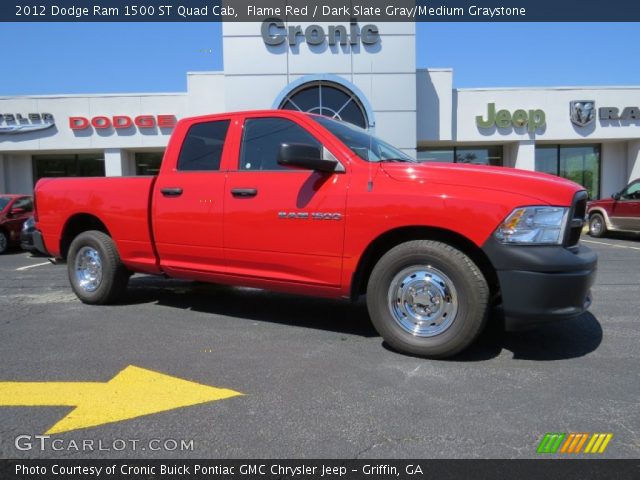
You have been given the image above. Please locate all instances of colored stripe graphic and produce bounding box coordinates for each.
[538,433,613,454]
[537,433,566,453]
[560,433,589,453]
[584,433,613,454]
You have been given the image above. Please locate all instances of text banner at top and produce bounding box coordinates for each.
[4,0,640,22]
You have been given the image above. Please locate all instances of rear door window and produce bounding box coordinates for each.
[177,120,230,171]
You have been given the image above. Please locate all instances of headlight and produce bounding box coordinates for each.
[494,206,569,245]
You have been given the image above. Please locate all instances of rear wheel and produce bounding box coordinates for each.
[366,240,489,358]
[67,230,129,304]
[589,213,606,238]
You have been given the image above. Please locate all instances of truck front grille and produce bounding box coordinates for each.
[565,191,588,248]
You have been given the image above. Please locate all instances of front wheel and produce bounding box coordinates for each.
[589,213,607,238]
[366,240,489,358]
[67,230,129,304]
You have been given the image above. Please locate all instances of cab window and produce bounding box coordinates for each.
[621,182,640,200]
[239,118,322,171]
[177,120,230,171]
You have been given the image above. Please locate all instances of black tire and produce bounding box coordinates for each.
[67,230,129,304]
[0,230,7,254]
[588,213,607,238]
[366,240,489,358]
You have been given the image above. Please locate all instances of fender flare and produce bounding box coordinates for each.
[588,207,614,230]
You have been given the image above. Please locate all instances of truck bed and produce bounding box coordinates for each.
[35,176,160,274]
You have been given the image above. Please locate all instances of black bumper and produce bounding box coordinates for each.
[31,229,49,256]
[483,238,597,330]
[20,230,35,251]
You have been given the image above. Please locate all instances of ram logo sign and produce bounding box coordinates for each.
[570,101,596,127]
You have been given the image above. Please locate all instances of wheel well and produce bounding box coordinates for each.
[0,226,8,245]
[350,226,499,302]
[60,214,110,259]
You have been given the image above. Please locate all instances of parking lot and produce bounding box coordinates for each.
[0,235,638,459]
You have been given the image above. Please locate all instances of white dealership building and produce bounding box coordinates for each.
[1,22,639,199]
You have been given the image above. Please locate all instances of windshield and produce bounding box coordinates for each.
[312,116,416,163]
[0,196,11,211]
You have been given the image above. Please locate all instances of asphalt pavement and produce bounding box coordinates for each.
[0,235,638,459]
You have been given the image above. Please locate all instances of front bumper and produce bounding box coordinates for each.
[483,238,597,330]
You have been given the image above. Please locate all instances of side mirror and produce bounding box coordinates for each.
[612,192,621,200]
[9,207,26,216]
[277,143,338,173]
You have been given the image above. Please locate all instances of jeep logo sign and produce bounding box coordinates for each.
[261,20,380,47]
[476,103,546,133]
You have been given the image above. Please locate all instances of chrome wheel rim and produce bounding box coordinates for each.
[590,217,602,235]
[388,266,458,337]
[74,246,103,293]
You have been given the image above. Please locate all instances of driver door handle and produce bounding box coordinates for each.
[231,188,258,198]
[160,187,183,197]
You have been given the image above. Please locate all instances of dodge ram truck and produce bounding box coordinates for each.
[33,110,597,358]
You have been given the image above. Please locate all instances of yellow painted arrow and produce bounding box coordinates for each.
[0,365,243,434]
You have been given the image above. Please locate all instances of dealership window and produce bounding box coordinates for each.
[417,146,503,166]
[280,80,368,129]
[135,152,164,175]
[33,154,105,183]
[535,145,600,199]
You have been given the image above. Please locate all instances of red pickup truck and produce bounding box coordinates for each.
[34,110,596,358]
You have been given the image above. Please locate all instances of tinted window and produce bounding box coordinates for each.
[417,148,454,163]
[135,152,163,175]
[313,116,414,163]
[240,118,321,171]
[0,197,10,211]
[280,81,368,129]
[622,182,640,200]
[33,154,105,182]
[12,197,33,212]
[456,146,503,166]
[177,121,230,171]
[535,144,600,199]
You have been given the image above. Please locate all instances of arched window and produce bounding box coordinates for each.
[279,81,368,129]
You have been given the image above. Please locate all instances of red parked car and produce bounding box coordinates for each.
[33,110,596,358]
[0,195,34,254]
[587,179,640,237]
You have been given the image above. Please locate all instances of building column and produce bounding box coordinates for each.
[513,140,536,171]
[4,154,34,194]
[628,140,640,182]
[0,155,5,192]
[104,149,127,177]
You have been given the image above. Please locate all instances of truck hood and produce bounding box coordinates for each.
[380,162,583,205]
